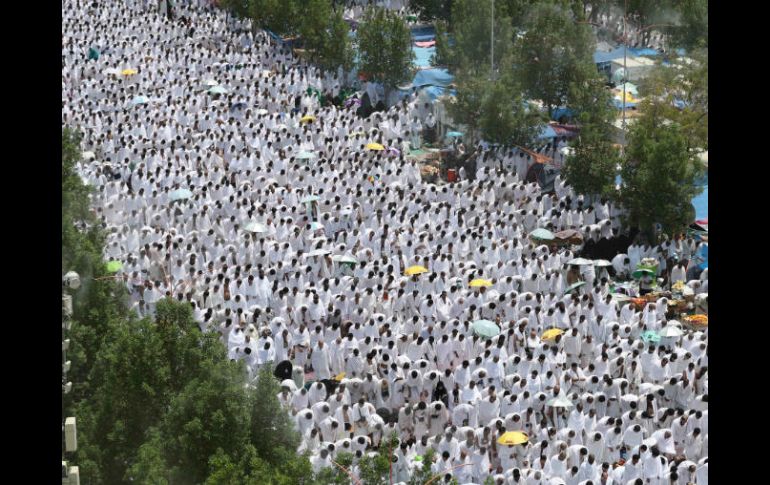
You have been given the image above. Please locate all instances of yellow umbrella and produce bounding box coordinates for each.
[334,372,346,381]
[300,115,316,124]
[366,142,385,151]
[541,328,565,341]
[497,431,529,446]
[404,265,428,276]
[121,68,138,76]
[469,278,493,288]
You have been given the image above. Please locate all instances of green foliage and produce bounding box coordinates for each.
[248,364,302,465]
[357,7,415,90]
[406,448,436,485]
[563,123,622,198]
[409,0,453,22]
[637,50,707,151]
[620,114,705,238]
[219,0,252,19]
[669,0,707,50]
[315,452,355,485]
[314,4,354,71]
[249,0,300,35]
[512,2,596,116]
[444,0,513,75]
[357,433,400,485]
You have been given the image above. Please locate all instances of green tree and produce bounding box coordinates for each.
[443,0,513,75]
[356,433,400,485]
[248,364,302,465]
[637,49,707,151]
[299,0,333,56]
[669,0,707,50]
[619,115,705,238]
[249,0,300,35]
[513,2,596,117]
[357,7,415,96]
[478,77,543,147]
[409,0,453,22]
[562,124,622,199]
[316,8,354,71]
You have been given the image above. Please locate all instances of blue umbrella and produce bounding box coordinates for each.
[446,131,464,138]
[297,151,316,160]
[641,330,661,343]
[169,189,192,202]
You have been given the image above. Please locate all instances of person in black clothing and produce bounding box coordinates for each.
[432,381,449,408]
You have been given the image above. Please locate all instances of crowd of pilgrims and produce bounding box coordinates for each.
[63,1,707,484]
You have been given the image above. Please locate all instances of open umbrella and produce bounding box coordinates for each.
[121,68,137,76]
[103,67,120,76]
[169,189,193,201]
[300,115,316,123]
[632,268,655,279]
[203,79,219,86]
[567,258,593,266]
[446,131,464,138]
[106,260,123,273]
[564,281,586,294]
[641,330,661,343]
[546,395,574,408]
[244,222,267,233]
[366,142,385,151]
[82,151,96,160]
[497,431,529,446]
[469,278,493,288]
[472,319,500,339]
[529,228,555,241]
[209,85,227,95]
[404,265,428,276]
[301,195,321,203]
[309,222,324,231]
[304,249,331,258]
[131,95,150,105]
[659,326,684,338]
[297,151,316,160]
[333,255,358,264]
[541,328,565,341]
[594,259,613,267]
[255,108,269,115]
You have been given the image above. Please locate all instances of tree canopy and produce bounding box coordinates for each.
[357,7,415,90]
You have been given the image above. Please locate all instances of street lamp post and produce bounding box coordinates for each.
[491,0,495,78]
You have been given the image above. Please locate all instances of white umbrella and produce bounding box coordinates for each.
[280,379,297,391]
[659,326,684,337]
[82,151,96,160]
[256,108,269,115]
[546,395,574,408]
[244,222,267,234]
[567,258,593,266]
[304,249,331,258]
[593,259,612,267]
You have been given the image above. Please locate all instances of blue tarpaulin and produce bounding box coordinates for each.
[538,125,557,139]
[412,68,454,88]
[413,47,435,68]
[692,172,708,220]
[594,47,627,64]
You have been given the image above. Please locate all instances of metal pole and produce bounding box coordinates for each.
[622,0,627,130]
[491,0,495,78]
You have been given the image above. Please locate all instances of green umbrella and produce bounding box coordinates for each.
[546,395,574,408]
[564,281,586,294]
[301,195,321,203]
[169,189,192,201]
[529,228,555,241]
[209,85,227,95]
[632,268,655,279]
[297,151,316,160]
[472,319,500,339]
[106,260,123,273]
[641,330,661,343]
